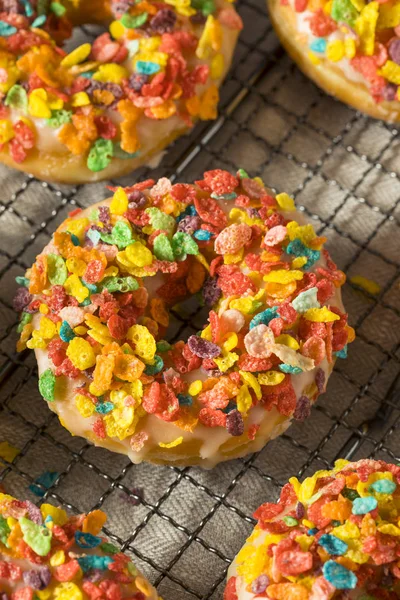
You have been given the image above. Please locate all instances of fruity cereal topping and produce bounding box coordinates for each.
[15,169,353,466]
[0,0,242,172]
[225,459,400,600]
[286,0,400,103]
[0,492,160,599]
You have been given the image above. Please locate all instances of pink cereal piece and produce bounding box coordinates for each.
[150,177,172,198]
[97,243,118,261]
[58,306,85,328]
[264,225,287,246]
[0,68,8,83]
[215,223,252,255]
[132,95,164,108]
[244,324,275,358]
[130,431,149,452]
[220,309,245,333]
[91,33,120,62]
[301,335,326,365]
[218,7,244,30]
[309,577,336,600]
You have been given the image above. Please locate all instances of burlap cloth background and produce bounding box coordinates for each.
[1,2,400,598]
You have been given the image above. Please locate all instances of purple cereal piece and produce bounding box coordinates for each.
[150,8,177,33]
[23,567,51,590]
[177,215,201,235]
[202,277,222,307]
[84,568,104,582]
[226,409,244,437]
[98,205,110,225]
[13,287,32,312]
[389,38,400,64]
[315,368,325,394]
[0,593,10,600]
[128,73,149,92]
[295,501,305,519]
[187,335,221,358]
[293,396,311,421]
[128,189,146,208]
[382,83,397,102]
[251,574,270,594]
[25,500,43,525]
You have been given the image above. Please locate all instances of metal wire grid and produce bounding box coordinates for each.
[1,0,400,597]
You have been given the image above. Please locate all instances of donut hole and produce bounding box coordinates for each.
[166,293,209,345]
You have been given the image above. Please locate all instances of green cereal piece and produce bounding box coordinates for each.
[121,12,148,28]
[331,0,358,25]
[87,138,114,172]
[100,541,120,555]
[50,1,66,15]
[237,168,249,178]
[15,275,30,287]
[283,516,298,527]
[172,232,199,259]
[153,233,174,262]
[47,254,67,285]
[156,340,171,352]
[127,561,138,577]
[17,312,33,333]
[113,142,140,160]
[0,515,10,545]
[46,109,72,128]
[191,0,216,15]
[101,221,133,249]
[145,207,175,235]
[101,276,139,293]
[5,85,28,112]
[38,369,56,403]
[20,517,52,556]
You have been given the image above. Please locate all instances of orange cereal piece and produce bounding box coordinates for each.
[267,583,309,600]
[150,298,169,327]
[29,256,48,294]
[113,354,145,382]
[186,260,206,294]
[82,509,107,534]
[321,497,352,522]
[121,120,140,154]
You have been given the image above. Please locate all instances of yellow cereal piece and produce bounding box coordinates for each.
[378,523,400,536]
[258,371,285,386]
[36,591,52,600]
[214,351,239,372]
[67,217,89,240]
[66,257,87,276]
[200,324,212,340]
[286,221,316,245]
[39,303,49,314]
[222,332,238,353]
[230,297,254,314]
[188,380,203,396]
[237,544,269,584]
[53,582,83,600]
[28,88,52,119]
[378,1,400,29]
[134,51,169,68]
[344,38,356,59]
[224,248,243,264]
[165,0,196,17]
[296,534,314,551]
[308,51,321,65]
[292,256,308,269]
[229,207,264,228]
[41,503,68,526]
[276,192,295,211]
[350,275,381,295]
[125,242,153,267]
[240,370,262,400]
[333,521,360,541]
[356,1,379,56]
[50,550,66,566]
[71,92,90,107]
[67,337,96,370]
[139,37,162,52]
[304,307,340,322]
[64,274,89,304]
[211,53,224,80]
[136,576,154,597]
[275,334,300,350]
[236,384,252,415]
[298,476,317,504]
[75,393,96,418]
[110,187,129,215]
[38,317,57,339]
[127,324,156,362]
[263,269,303,284]
[0,119,14,144]
[104,407,137,440]
[159,436,184,448]
[93,63,130,84]
[110,19,125,39]
[104,266,119,278]
[61,43,91,68]
[326,39,345,62]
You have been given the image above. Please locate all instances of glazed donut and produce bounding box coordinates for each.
[225,458,400,600]
[0,491,159,599]
[268,0,400,122]
[15,169,353,468]
[0,0,242,183]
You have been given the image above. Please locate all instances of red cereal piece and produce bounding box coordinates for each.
[254,502,284,522]
[198,407,227,427]
[276,549,313,576]
[47,338,67,367]
[142,382,180,421]
[307,495,333,529]
[248,423,260,440]
[308,9,337,36]
[84,260,106,284]
[93,417,107,439]
[171,183,197,203]
[209,310,221,343]
[107,314,129,339]
[279,482,297,506]
[194,196,228,229]
[224,577,238,600]
[238,354,273,372]
[14,120,35,149]
[201,169,239,195]
[94,116,117,139]
[9,138,27,163]
[53,559,80,582]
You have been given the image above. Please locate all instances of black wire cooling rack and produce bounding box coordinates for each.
[1,1,400,598]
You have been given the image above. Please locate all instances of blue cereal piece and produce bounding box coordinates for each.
[310,38,327,53]
[75,531,102,549]
[279,364,303,374]
[352,496,378,515]
[370,479,397,494]
[177,394,193,406]
[70,233,80,246]
[144,355,164,375]
[249,307,278,329]
[322,560,357,589]
[291,287,320,313]
[136,61,160,75]
[194,229,212,241]
[286,238,320,269]
[335,345,348,359]
[59,320,75,343]
[318,533,348,556]
[95,401,114,415]
[77,555,114,572]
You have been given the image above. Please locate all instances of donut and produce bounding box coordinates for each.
[0,491,159,599]
[225,458,400,600]
[0,0,242,183]
[14,168,353,468]
[268,0,400,122]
